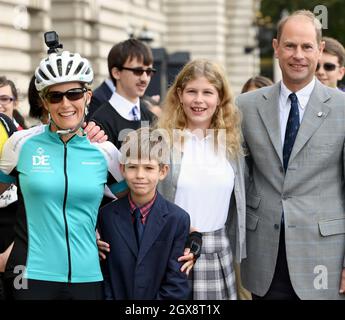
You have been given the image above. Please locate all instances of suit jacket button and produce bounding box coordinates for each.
[274,224,280,230]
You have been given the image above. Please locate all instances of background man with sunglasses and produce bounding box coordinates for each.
[316,37,345,90]
[88,38,156,149]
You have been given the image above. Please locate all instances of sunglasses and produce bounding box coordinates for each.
[45,87,87,104]
[0,95,15,106]
[316,62,338,72]
[120,67,156,77]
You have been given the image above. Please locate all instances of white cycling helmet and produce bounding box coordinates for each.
[35,50,93,91]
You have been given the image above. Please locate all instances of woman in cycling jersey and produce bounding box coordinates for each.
[0,44,123,300]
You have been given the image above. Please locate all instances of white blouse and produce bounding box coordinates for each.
[174,130,234,232]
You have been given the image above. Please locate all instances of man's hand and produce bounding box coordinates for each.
[339,268,345,294]
[83,121,108,143]
[178,248,195,276]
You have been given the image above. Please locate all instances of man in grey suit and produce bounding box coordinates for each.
[237,10,345,299]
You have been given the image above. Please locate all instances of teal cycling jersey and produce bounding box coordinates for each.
[0,125,123,283]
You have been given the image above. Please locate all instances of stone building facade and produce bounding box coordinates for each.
[0,0,260,116]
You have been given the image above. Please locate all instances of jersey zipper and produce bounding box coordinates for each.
[62,142,72,282]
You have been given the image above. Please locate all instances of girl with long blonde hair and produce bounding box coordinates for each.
[157,59,246,300]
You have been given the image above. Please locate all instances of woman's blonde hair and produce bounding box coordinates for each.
[156,59,242,158]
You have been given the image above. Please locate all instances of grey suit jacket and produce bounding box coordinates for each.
[158,150,246,263]
[237,80,345,300]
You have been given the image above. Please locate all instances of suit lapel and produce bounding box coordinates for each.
[257,83,283,164]
[114,199,138,257]
[137,193,168,265]
[289,80,331,163]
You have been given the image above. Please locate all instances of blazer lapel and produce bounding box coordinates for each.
[114,200,138,257]
[289,80,331,163]
[257,82,283,164]
[137,193,168,265]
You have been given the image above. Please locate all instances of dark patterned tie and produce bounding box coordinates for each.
[283,93,300,171]
[133,208,144,247]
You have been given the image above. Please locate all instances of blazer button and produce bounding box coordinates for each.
[274,224,280,230]
[279,166,284,173]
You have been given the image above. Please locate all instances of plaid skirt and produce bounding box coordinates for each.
[190,228,237,300]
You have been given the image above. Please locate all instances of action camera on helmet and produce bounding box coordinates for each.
[44,31,63,54]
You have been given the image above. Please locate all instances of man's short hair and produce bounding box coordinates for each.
[276,10,323,45]
[107,39,153,86]
[323,37,345,67]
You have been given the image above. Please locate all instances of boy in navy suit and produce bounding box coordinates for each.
[98,128,190,300]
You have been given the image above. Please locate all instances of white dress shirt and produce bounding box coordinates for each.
[108,92,141,121]
[279,78,315,147]
[174,130,234,232]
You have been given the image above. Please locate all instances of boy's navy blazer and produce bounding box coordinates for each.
[98,192,191,300]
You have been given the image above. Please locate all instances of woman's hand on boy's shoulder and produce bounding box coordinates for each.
[83,121,108,143]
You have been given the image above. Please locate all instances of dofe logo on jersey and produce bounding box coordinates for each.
[32,147,50,166]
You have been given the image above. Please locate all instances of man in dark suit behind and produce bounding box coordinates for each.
[87,78,114,118]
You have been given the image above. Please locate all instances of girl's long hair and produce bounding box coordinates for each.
[156,59,242,158]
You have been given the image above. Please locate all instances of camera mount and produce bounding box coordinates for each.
[44,31,63,54]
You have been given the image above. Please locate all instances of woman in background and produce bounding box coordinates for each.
[0,76,26,129]
[241,75,273,93]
